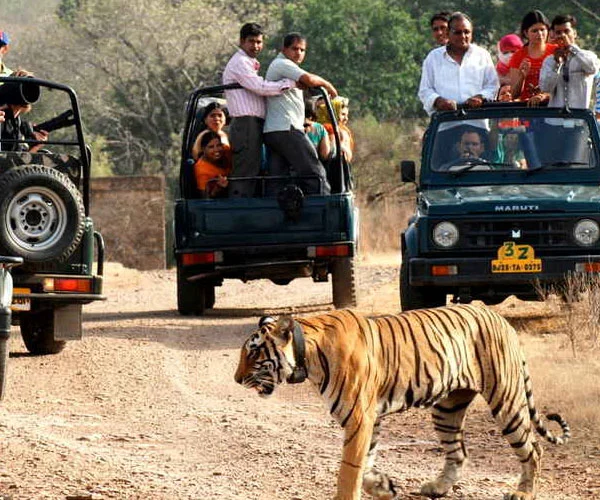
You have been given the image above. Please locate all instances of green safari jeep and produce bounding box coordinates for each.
[174,85,358,315]
[400,104,600,310]
[0,76,104,353]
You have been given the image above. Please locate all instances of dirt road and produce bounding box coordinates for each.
[0,256,597,499]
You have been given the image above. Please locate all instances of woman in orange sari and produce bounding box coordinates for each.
[194,131,232,198]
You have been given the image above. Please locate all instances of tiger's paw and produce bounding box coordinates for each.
[363,469,397,499]
[503,492,534,500]
[419,479,452,498]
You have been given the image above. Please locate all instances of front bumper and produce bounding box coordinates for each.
[408,254,600,288]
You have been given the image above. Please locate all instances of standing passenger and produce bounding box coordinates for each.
[508,10,557,101]
[418,12,498,164]
[263,33,337,196]
[222,23,295,197]
[430,11,451,46]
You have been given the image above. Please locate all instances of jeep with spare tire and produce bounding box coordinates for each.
[174,84,358,315]
[400,103,600,310]
[0,75,104,353]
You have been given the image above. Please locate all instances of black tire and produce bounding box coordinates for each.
[0,165,85,262]
[332,257,358,309]
[400,258,446,311]
[0,337,8,401]
[205,285,216,309]
[177,264,209,316]
[20,308,66,355]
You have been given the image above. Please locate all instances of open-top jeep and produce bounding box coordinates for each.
[0,76,104,353]
[174,84,358,315]
[400,104,600,310]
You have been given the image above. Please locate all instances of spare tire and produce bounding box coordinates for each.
[0,165,85,262]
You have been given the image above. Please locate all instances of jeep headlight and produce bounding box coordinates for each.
[432,222,459,248]
[573,219,600,246]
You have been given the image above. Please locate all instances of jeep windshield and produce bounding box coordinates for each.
[425,107,599,182]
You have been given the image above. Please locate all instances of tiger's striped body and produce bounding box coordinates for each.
[235,304,570,500]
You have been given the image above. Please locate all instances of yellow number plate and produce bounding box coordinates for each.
[11,287,31,311]
[491,242,542,273]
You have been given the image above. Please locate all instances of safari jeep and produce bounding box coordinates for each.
[174,84,358,315]
[0,76,104,353]
[400,103,600,310]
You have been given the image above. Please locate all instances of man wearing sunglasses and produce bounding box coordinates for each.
[419,12,498,115]
[418,12,498,164]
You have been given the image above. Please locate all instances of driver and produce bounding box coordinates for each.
[457,129,485,158]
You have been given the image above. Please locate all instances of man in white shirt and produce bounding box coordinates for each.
[538,14,600,109]
[536,14,600,164]
[418,12,498,165]
[263,33,337,196]
[222,23,295,197]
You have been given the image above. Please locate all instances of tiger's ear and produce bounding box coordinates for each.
[273,315,294,345]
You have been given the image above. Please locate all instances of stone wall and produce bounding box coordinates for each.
[90,176,166,270]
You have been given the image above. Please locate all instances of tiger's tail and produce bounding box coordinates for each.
[523,360,571,445]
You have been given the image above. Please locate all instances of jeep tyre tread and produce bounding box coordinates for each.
[20,308,67,355]
[332,256,358,309]
[0,165,85,262]
[176,264,214,315]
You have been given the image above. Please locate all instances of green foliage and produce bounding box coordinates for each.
[278,0,430,119]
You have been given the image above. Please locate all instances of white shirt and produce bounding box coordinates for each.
[539,45,600,109]
[222,49,295,118]
[264,53,307,133]
[418,44,499,116]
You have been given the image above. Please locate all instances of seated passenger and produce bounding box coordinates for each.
[0,70,48,152]
[304,100,330,162]
[194,131,232,198]
[191,102,230,161]
[315,96,354,162]
[494,131,527,169]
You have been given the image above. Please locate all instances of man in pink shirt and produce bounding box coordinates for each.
[223,23,295,197]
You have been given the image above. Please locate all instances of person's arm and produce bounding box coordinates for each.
[508,50,528,99]
[232,57,295,96]
[418,53,442,115]
[539,55,559,94]
[480,51,500,102]
[298,72,337,97]
[570,46,600,76]
[318,130,331,161]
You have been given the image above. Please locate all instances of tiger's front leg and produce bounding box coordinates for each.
[362,417,397,499]
[334,412,377,500]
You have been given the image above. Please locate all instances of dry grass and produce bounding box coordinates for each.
[358,194,415,253]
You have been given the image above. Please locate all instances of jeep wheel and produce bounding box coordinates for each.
[177,264,214,315]
[400,259,446,311]
[0,165,85,262]
[332,257,357,309]
[20,308,67,355]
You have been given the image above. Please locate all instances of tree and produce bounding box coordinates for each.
[278,0,430,119]
[15,0,284,177]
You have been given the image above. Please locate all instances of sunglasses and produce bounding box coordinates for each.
[451,29,472,35]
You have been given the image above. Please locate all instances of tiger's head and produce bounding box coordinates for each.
[234,315,297,398]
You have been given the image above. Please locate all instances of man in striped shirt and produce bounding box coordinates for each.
[223,23,295,197]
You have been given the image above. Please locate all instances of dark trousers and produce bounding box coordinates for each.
[263,128,331,196]
[229,116,264,197]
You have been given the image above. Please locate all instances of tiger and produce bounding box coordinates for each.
[234,304,570,500]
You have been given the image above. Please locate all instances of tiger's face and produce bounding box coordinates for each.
[234,317,294,398]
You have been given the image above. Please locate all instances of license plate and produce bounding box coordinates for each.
[491,242,542,273]
[11,287,31,311]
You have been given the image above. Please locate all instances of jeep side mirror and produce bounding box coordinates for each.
[400,160,416,183]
